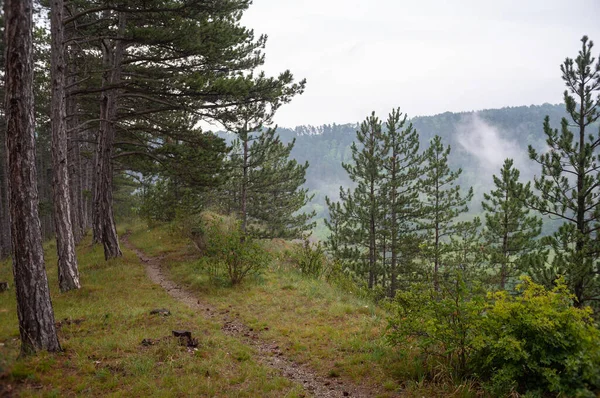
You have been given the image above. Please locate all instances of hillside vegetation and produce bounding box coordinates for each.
[0,221,405,397]
[1,213,599,396]
[1,1,599,396]
[218,104,569,238]
[0,225,303,397]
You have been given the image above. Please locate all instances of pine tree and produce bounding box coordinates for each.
[50,0,81,291]
[4,0,61,354]
[420,135,473,291]
[528,36,600,307]
[326,112,386,288]
[482,159,542,290]
[380,108,423,296]
[56,0,307,259]
[0,9,10,259]
[325,192,361,266]
[226,127,315,239]
[250,147,315,239]
[224,87,305,237]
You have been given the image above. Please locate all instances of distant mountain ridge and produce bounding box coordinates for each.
[277,103,565,187]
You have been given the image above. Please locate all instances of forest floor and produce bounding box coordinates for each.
[122,233,374,397]
[0,221,479,397]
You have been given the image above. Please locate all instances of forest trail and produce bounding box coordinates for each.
[122,236,376,398]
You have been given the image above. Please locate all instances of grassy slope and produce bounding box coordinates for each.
[0,221,479,397]
[128,222,470,398]
[0,226,303,397]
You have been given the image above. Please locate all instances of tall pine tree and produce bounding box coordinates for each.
[528,36,600,307]
[326,112,386,288]
[380,108,423,296]
[420,135,473,291]
[50,0,81,291]
[225,127,315,239]
[5,0,61,354]
[482,158,542,290]
[58,0,307,259]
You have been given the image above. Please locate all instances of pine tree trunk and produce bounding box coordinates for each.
[4,0,61,354]
[390,213,397,296]
[40,156,54,240]
[500,195,509,290]
[82,128,94,231]
[92,117,102,243]
[67,94,84,243]
[574,98,587,307]
[433,179,440,292]
[390,161,398,297]
[91,134,101,243]
[241,128,248,234]
[93,12,124,260]
[0,125,11,259]
[50,0,80,291]
[434,222,440,292]
[65,22,84,243]
[368,180,375,289]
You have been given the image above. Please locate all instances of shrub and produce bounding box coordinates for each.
[387,273,486,381]
[202,216,271,285]
[473,277,600,397]
[387,276,600,397]
[292,240,326,278]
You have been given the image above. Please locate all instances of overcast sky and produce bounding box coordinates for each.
[241,0,600,128]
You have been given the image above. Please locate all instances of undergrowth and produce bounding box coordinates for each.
[127,219,483,397]
[0,227,303,397]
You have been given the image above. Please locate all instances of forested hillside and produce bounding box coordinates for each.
[1,1,599,397]
[219,104,568,228]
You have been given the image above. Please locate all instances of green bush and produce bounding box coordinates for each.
[473,277,600,397]
[292,240,326,278]
[388,276,600,397]
[202,217,271,285]
[388,273,485,381]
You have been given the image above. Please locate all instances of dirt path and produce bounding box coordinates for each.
[123,237,375,398]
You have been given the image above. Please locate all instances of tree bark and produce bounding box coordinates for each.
[51,0,81,291]
[82,128,94,231]
[93,11,124,259]
[4,0,61,354]
[65,25,84,243]
[0,125,11,259]
[241,126,248,235]
[37,147,54,241]
[67,91,84,243]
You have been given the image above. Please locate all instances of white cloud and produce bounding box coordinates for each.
[455,113,532,180]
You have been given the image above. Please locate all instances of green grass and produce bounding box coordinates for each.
[0,220,483,397]
[0,231,304,397]
[127,220,487,397]
[128,221,408,397]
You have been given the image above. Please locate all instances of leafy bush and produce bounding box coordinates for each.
[388,276,600,397]
[473,277,600,397]
[388,273,486,381]
[201,216,271,285]
[292,240,326,277]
